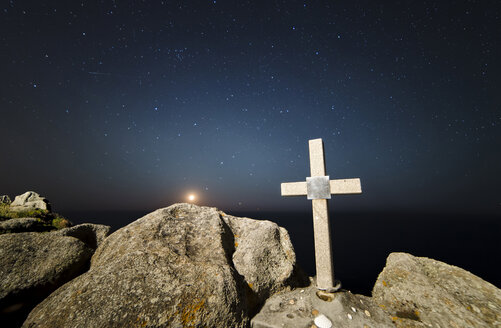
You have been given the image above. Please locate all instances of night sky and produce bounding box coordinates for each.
[1,1,500,215]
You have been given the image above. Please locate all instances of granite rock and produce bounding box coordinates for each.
[0,218,52,234]
[51,223,111,249]
[222,212,308,304]
[23,203,307,328]
[251,284,395,328]
[372,252,501,328]
[10,191,51,212]
[0,232,93,326]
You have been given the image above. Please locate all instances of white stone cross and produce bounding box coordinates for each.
[281,138,362,291]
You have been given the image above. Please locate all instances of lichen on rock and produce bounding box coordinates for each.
[372,252,501,328]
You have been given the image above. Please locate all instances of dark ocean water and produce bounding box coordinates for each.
[64,209,501,296]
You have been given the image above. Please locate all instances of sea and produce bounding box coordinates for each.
[62,209,501,296]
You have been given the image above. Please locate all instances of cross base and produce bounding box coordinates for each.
[315,280,342,293]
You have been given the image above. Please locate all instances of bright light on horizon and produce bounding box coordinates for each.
[187,194,196,202]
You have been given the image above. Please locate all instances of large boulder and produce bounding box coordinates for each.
[10,192,51,212]
[0,218,52,234]
[0,232,94,326]
[51,223,111,249]
[23,203,308,328]
[372,252,501,328]
[252,285,395,328]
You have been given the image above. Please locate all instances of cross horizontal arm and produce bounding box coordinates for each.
[281,181,307,196]
[282,178,361,196]
[330,178,362,194]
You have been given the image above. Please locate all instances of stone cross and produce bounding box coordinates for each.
[281,138,362,291]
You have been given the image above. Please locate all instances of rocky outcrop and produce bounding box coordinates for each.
[251,284,395,328]
[51,223,111,249]
[10,192,51,212]
[15,207,500,328]
[0,232,94,326]
[0,195,11,204]
[23,203,307,328]
[372,252,501,328]
[0,218,52,234]
[223,212,307,304]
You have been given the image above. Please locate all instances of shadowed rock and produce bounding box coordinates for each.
[0,218,53,234]
[0,195,11,204]
[0,232,93,326]
[372,252,501,328]
[51,223,111,249]
[23,203,307,328]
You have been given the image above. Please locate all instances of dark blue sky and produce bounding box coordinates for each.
[1,1,499,214]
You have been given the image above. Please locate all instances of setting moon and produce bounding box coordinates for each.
[187,194,196,202]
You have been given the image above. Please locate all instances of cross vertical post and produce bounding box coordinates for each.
[308,139,335,290]
[280,138,362,291]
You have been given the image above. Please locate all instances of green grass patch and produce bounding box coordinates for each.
[0,204,72,229]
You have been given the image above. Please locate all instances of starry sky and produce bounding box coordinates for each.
[1,0,500,215]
